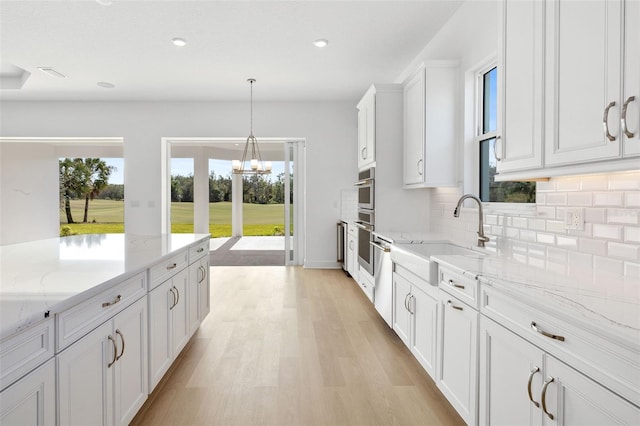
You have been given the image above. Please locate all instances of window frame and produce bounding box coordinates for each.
[471,57,536,213]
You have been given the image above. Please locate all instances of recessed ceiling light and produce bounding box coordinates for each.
[97,82,115,89]
[96,0,112,5]
[37,67,66,78]
[313,39,329,48]
[172,38,187,47]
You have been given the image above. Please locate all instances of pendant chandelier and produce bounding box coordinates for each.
[232,78,272,175]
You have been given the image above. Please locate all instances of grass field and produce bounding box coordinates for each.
[60,199,288,237]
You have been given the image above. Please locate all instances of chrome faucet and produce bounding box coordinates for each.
[453,194,490,248]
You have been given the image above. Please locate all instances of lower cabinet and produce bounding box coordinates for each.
[479,316,640,426]
[0,359,55,426]
[57,296,148,426]
[188,255,210,335]
[436,289,478,426]
[347,225,358,279]
[148,267,190,391]
[392,270,438,378]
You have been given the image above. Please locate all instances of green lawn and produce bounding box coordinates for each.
[60,200,289,237]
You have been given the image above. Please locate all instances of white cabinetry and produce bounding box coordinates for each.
[57,296,148,426]
[347,224,358,279]
[403,63,458,187]
[497,0,544,173]
[357,87,376,170]
[148,267,189,391]
[188,245,210,336]
[498,0,640,179]
[392,266,438,379]
[0,359,55,426]
[479,315,640,426]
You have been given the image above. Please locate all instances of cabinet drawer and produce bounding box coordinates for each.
[0,319,54,392]
[481,284,640,407]
[188,239,209,263]
[439,267,478,308]
[149,250,188,289]
[56,271,146,352]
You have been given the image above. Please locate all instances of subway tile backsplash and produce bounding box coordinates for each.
[431,171,640,278]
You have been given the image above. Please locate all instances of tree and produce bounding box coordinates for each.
[81,158,114,223]
[59,158,88,224]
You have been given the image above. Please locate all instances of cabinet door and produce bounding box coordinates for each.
[410,285,437,379]
[171,268,190,357]
[478,316,544,426]
[112,298,147,426]
[148,279,172,391]
[0,359,55,426]
[188,262,200,336]
[391,273,412,347]
[623,0,640,157]
[544,0,623,165]
[347,233,358,278]
[58,321,112,426]
[357,104,369,169]
[542,356,640,425]
[404,66,426,185]
[497,0,544,173]
[357,89,376,170]
[198,258,211,322]
[436,291,478,426]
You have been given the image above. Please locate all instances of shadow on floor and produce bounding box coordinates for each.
[210,236,285,266]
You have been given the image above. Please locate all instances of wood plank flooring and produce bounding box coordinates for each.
[131,267,464,426]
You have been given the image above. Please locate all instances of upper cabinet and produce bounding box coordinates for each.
[497,0,639,180]
[357,86,376,170]
[497,0,544,174]
[403,62,458,188]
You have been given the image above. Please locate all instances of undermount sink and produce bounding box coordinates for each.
[390,242,479,284]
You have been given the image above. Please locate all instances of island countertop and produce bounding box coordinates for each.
[0,233,210,340]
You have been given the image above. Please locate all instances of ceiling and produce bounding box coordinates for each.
[0,0,463,102]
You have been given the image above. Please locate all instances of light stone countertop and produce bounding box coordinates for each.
[431,252,640,347]
[0,233,210,340]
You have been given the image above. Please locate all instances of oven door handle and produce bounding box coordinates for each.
[370,241,390,253]
[354,221,373,232]
[354,178,373,186]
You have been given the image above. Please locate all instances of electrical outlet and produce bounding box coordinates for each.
[565,208,584,230]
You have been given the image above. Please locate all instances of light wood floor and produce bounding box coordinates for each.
[131,267,464,426]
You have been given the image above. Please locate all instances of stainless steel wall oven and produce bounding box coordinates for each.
[355,209,374,275]
[355,168,374,210]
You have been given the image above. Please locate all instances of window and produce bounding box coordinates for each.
[476,65,535,203]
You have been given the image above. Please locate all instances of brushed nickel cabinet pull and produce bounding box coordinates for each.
[417,159,423,176]
[107,335,117,368]
[531,322,565,342]
[173,286,180,306]
[166,263,178,270]
[115,329,125,361]
[449,279,465,289]
[603,101,617,142]
[102,294,122,308]
[621,96,636,138]
[541,377,555,420]
[527,367,540,408]
[197,247,205,253]
[447,300,463,311]
[169,288,177,310]
[404,293,411,311]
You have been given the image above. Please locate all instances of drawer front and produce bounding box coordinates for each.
[188,239,209,263]
[481,285,640,407]
[0,319,54,392]
[56,271,146,352]
[149,250,188,289]
[439,267,478,308]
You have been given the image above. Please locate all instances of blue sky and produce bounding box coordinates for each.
[102,158,285,185]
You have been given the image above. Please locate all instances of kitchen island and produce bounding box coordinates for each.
[0,233,211,426]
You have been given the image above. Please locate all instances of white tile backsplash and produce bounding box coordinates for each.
[430,171,640,277]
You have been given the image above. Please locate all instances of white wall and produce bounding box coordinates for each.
[0,143,59,245]
[0,101,357,267]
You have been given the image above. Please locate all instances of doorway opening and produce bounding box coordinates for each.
[164,137,305,266]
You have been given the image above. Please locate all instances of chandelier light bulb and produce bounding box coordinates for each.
[250,159,258,170]
[265,161,272,172]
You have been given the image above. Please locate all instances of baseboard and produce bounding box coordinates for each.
[304,260,342,269]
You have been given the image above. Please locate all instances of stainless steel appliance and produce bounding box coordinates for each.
[371,234,393,327]
[355,209,375,275]
[336,221,349,275]
[355,168,374,210]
